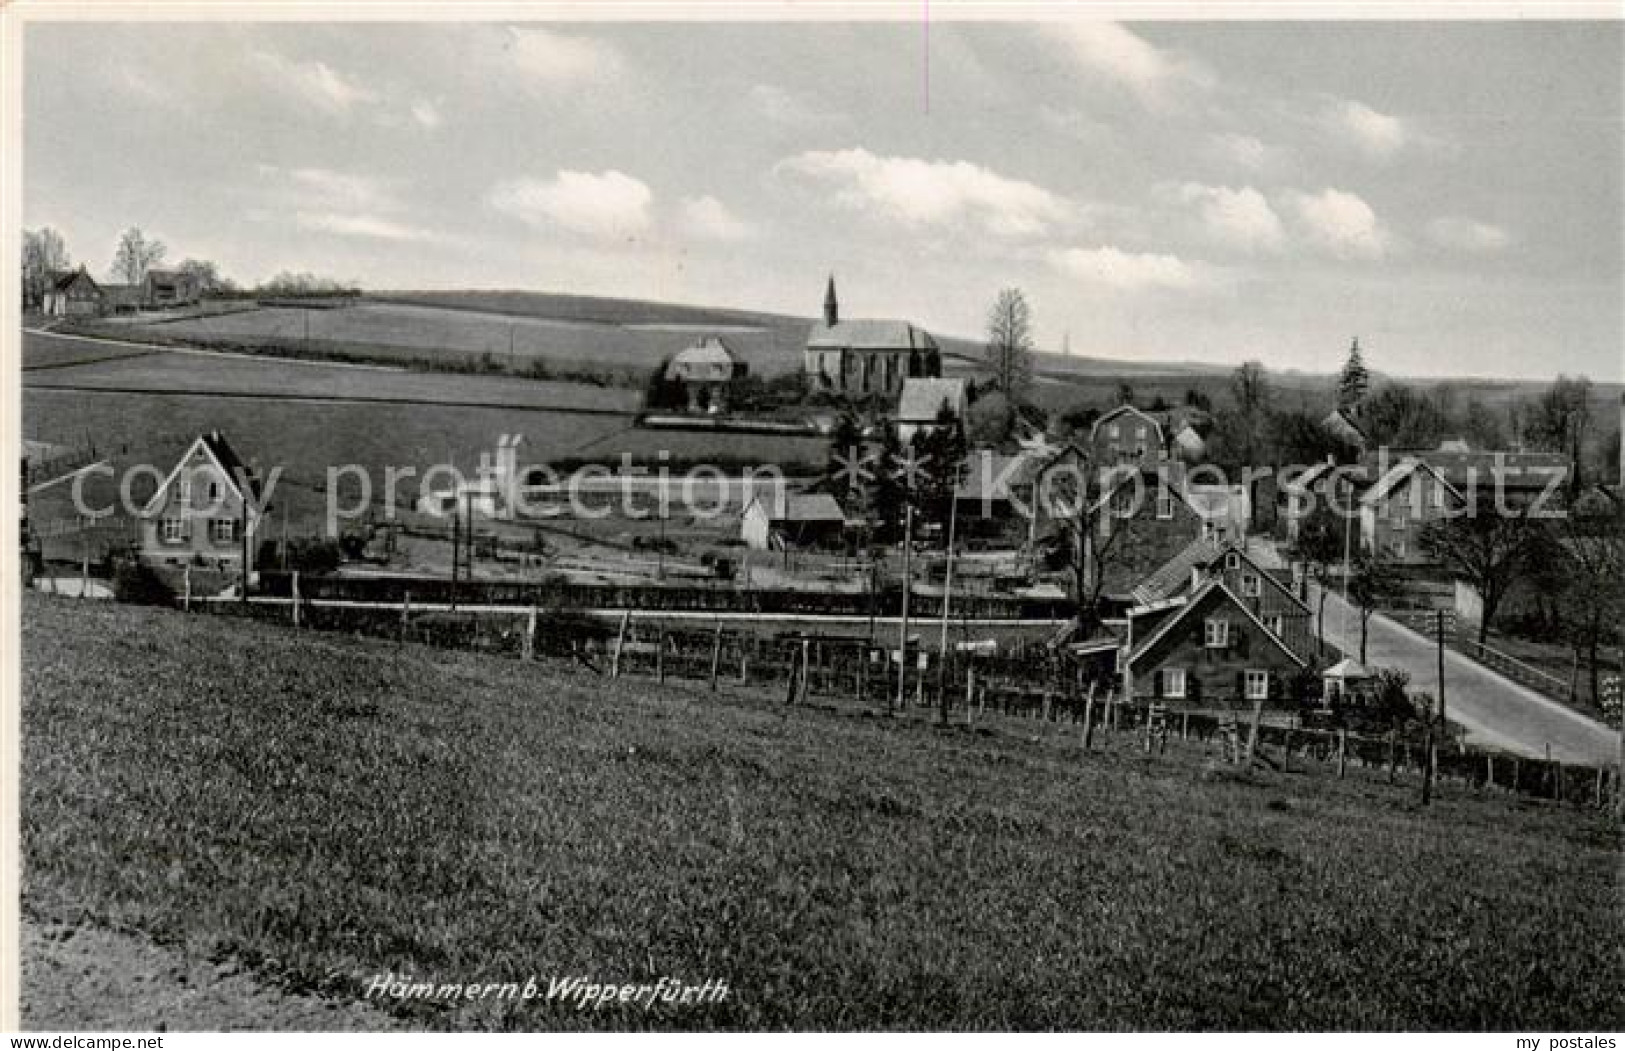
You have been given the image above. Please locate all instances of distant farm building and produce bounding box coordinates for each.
[665,336,746,414]
[1321,407,1368,452]
[139,431,262,570]
[804,276,941,398]
[1358,458,1465,563]
[143,268,203,309]
[1088,405,1169,470]
[42,267,103,317]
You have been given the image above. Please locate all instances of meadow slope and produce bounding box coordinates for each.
[21,594,1623,1031]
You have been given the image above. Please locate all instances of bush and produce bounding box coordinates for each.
[110,555,175,606]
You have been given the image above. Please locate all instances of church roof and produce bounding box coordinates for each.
[807,319,939,352]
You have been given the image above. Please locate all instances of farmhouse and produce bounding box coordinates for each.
[1363,441,1569,507]
[1087,405,1168,470]
[42,267,103,317]
[1358,458,1465,563]
[1279,459,1361,543]
[665,336,746,414]
[1132,537,1315,663]
[1123,578,1308,708]
[896,377,968,445]
[143,268,203,309]
[1084,467,1206,604]
[804,276,941,398]
[139,431,262,569]
[741,491,848,551]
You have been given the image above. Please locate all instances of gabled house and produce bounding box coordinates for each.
[1362,441,1569,509]
[42,266,103,317]
[139,431,262,569]
[1278,459,1363,543]
[741,491,848,551]
[142,268,203,309]
[1358,458,1465,563]
[1123,578,1308,708]
[665,336,746,414]
[1131,537,1316,663]
[1087,405,1168,470]
[1321,408,1368,452]
[896,377,968,445]
[1084,467,1206,605]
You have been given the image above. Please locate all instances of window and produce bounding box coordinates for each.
[1432,485,1445,509]
[1241,573,1261,598]
[1245,670,1270,700]
[1204,618,1230,648]
[208,481,222,503]
[1108,423,1120,440]
[177,476,192,505]
[209,518,237,544]
[1225,552,1241,570]
[1156,492,1174,520]
[1265,615,1284,637]
[161,517,186,543]
[1162,668,1187,699]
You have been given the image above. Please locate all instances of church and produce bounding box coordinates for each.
[803,276,941,398]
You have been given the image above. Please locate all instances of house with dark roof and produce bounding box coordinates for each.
[1081,466,1207,606]
[143,268,203,309]
[1358,458,1465,563]
[804,276,941,398]
[1361,441,1569,508]
[139,431,262,570]
[1087,404,1169,470]
[1131,537,1316,664]
[1123,579,1309,711]
[42,266,103,317]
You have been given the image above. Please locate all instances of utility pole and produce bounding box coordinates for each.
[895,502,913,714]
[938,488,959,661]
[451,492,461,611]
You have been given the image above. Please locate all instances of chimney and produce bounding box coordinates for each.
[823,274,839,327]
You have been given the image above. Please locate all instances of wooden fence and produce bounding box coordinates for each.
[194,592,1621,813]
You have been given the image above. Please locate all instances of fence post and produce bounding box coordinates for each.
[399,590,410,645]
[523,605,536,662]
[611,611,629,679]
[182,565,192,613]
[709,623,722,692]
[1245,698,1264,766]
[783,641,801,706]
[1337,728,1347,779]
[1485,752,1493,793]
[656,627,666,685]
[292,571,301,628]
[965,661,977,727]
[1386,729,1398,784]
[1080,681,1095,750]
[799,638,811,705]
[740,638,751,686]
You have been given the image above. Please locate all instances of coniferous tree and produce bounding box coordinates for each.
[1337,337,1370,412]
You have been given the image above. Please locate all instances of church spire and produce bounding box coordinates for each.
[823,274,839,327]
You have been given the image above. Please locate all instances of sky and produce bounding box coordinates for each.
[23,19,1623,381]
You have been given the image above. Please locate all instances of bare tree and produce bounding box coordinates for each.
[1419,509,1544,646]
[1347,555,1403,664]
[1549,505,1623,706]
[175,258,224,294]
[21,227,70,308]
[110,227,166,288]
[985,287,1034,404]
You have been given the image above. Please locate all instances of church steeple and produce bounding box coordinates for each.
[823,274,839,327]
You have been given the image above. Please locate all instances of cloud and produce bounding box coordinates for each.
[248,48,375,114]
[1331,100,1407,160]
[1287,188,1389,260]
[506,27,625,88]
[295,212,438,242]
[265,166,400,212]
[1176,183,1285,254]
[487,169,653,239]
[1048,245,1210,291]
[410,99,442,129]
[1206,132,1291,174]
[778,148,1072,237]
[1427,216,1511,254]
[1044,22,1211,106]
[747,84,838,127]
[676,196,755,242]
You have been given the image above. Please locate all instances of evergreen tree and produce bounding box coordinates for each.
[1337,337,1370,411]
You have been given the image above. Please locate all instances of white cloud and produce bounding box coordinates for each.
[507,27,625,88]
[265,166,400,212]
[1044,22,1211,106]
[778,148,1072,237]
[1332,100,1407,160]
[1427,216,1511,254]
[1048,245,1209,291]
[1206,132,1290,174]
[1287,188,1389,260]
[249,48,374,114]
[488,169,653,239]
[295,212,437,242]
[677,196,755,242]
[1176,183,1285,254]
[410,99,442,129]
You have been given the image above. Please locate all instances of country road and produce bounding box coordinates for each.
[1312,584,1619,766]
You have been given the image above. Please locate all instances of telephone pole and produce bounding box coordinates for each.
[895,502,913,714]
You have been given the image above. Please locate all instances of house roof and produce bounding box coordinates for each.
[1128,579,1307,672]
[1131,535,1227,605]
[1323,657,1377,680]
[47,267,98,293]
[954,446,1070,501]
[1322,408,1368,442]
[897,378,968,423]
[665,336,739,377]
[1282,460,1338,495]
[807,319,939,351]
[1360,458,1464,506]
[749,490,846,523]
[139,431,261,517]
[1375,448,1570,491]
[1090,404,1165,445]
[1183,483,1248,523]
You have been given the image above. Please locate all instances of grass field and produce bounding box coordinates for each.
[21,594,1622,1031]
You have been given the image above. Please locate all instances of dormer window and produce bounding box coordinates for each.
[1241,573,1261,598]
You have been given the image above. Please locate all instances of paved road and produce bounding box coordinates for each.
[1313,584,1618,765]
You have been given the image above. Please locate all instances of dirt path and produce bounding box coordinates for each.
[21,919,400,1032]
